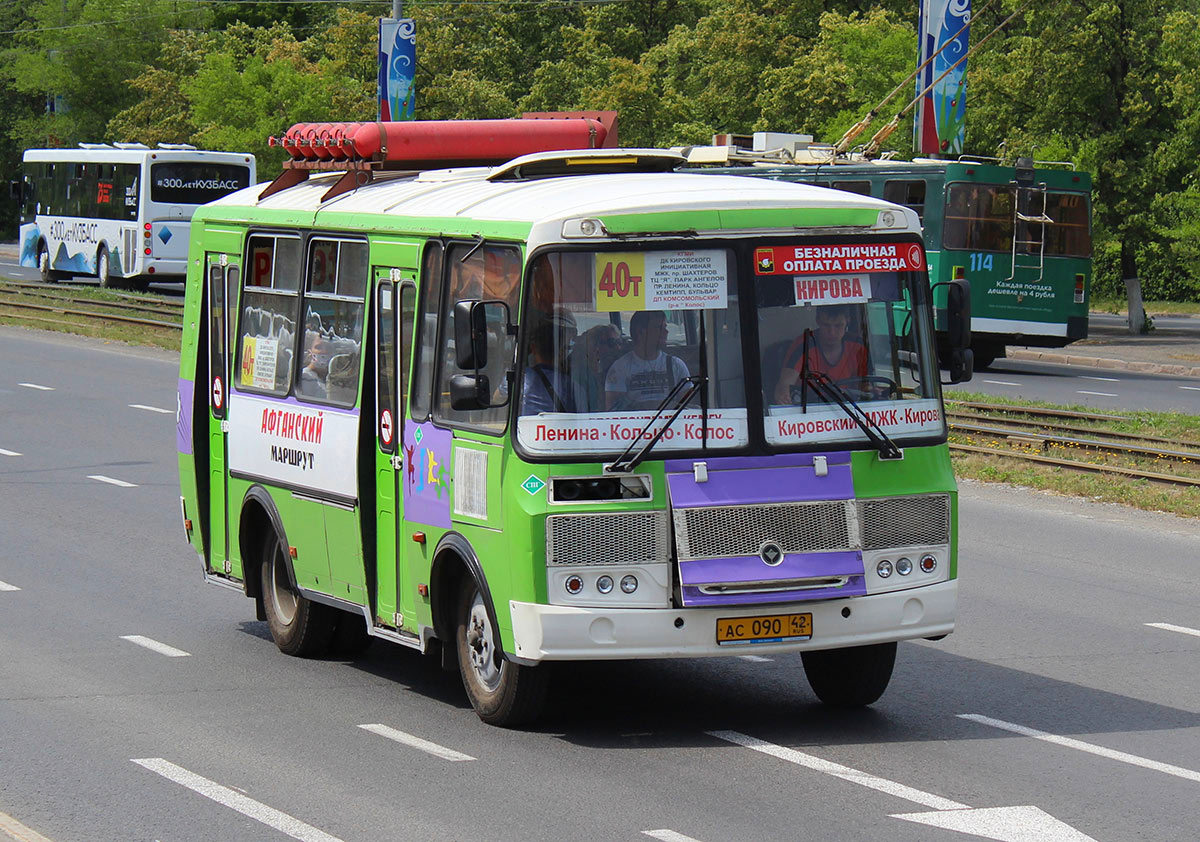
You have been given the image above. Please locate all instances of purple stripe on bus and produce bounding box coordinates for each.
[681,576,867,608]
[665,461,853,507]
[177,378,193,455]
[678,550,863,586]
[663,452,850,471]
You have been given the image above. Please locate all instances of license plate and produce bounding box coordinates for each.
[716,612,812,645]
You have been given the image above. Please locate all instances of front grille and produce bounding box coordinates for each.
[857,494,950,550]
[673,501,852,561]
[546,511,670,566]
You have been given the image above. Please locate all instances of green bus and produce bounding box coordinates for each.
[177,119,972,726]
[693,150,1092,369]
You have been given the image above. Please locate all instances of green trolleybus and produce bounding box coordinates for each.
[687,140,1092,369]
[176,117,973,726]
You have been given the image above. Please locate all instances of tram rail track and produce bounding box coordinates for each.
[0,278,183,331]
[946,400,1200,488]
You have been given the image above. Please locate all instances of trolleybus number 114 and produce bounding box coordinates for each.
[716,612,813,645]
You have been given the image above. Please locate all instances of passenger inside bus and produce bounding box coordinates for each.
[569,323,622,412]
[772,304,869,404]
[521,309,577,414]
[298,332,333,399]
[605,310,691,410]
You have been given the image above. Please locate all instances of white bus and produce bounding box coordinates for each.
[18,144,255,289]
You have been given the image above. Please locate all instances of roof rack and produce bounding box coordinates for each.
[77,142,112,149]
[112,142,150,149]
[260,112,619,202]
[157,142,198,150]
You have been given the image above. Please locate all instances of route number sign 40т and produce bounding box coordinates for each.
[596,254,643,306]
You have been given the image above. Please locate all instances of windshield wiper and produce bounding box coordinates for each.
[606,375,706,473]
[800,369,902,460]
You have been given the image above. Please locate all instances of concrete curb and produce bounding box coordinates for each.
[1007,348,1200,378]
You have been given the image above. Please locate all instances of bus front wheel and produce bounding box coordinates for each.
[97,245,118,288]
[455,578,548,726]
[260,532,335,657]
[801,642,896,707]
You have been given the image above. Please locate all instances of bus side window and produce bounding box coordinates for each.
[883,179,926,224]
[410,242,443,422]
[235,234,302,397]
[433,242,518,433]
[295,238,367,407]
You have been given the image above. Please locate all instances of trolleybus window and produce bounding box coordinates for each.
[295,238,367,406]
[236,234,302,396]
[944,184,1092,256]
[883,179,927,223]
[831,180,872,196]
[1042,192,1092,257]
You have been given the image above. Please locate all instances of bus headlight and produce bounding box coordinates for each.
[620,575,638,594]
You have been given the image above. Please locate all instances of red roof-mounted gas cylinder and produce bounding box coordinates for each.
[275,112,618,169]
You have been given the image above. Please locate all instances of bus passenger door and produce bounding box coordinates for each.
[205,253,236,574]
[373,271,416,630]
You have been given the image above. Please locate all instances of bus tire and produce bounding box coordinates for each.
[455,577,548,727]
[38,243,64,283]
[260,531,335,657]
[801,642,896,707]
[97,245,116,288]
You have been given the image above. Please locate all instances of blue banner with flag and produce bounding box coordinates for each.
[378,18,416,121]
[914,0,970,155]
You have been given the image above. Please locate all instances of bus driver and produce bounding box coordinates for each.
[773,304,868,404]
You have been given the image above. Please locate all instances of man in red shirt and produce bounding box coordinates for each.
[773,304,868,404]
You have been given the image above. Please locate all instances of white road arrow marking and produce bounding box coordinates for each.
[709,730,1098,842]
[891,805,1098,841]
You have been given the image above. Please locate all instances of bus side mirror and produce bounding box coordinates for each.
[449,373,492,410]
[943,278,973,384]
[454,299,488,370]
[947,278,971,350]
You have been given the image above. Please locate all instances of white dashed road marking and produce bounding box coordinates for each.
[708,730,968,809]
[359,724,475,761]
[1076,390,1118,397]
[1180,386,1200,392]
[0,448,21,457]
[1080,375,1119,382]
[0,581,20,592]
[17,383,53,391]
[120,635,191,657]
[0,809,55,842]
[1145,622,1200,638]
[983,379,1020,386]
[132,758,344,842]
[129,404,173,414]
[737,655,773,662]
[88,475,138,488]
[959,714,1200,784]
[643,831,705,842]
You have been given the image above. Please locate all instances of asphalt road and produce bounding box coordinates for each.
[959,357,1200,413]
[2,329,1199,842]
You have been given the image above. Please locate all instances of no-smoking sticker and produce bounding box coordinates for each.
[211,376,224,410]
[379,409,394,445]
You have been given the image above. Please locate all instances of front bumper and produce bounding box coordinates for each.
[510,579,956,661]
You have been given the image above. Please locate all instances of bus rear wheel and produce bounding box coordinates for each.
[455,578,548,726]
[97,245,120,289]
[38,244,64,283]
[801,642,896,707]
[260,531,335,657]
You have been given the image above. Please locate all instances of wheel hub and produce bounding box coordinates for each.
[466,594,502,691]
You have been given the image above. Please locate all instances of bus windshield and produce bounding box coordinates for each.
[151,162,251,205]
[515,243,944,458]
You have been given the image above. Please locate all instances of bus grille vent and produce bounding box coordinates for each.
[673,501,852,561]
[545,511,670,566]
[857,494,950,550]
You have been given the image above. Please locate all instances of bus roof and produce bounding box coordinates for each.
[22,147,255,166]
[199,165,921,249]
